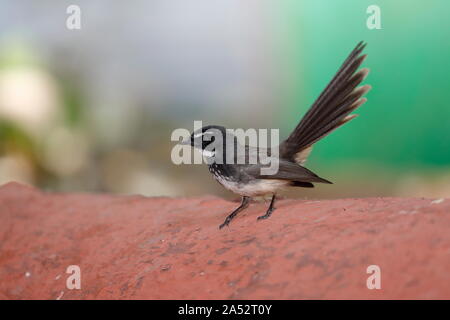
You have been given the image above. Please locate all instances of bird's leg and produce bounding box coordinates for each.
[257,194,276,220]
[219,196,251,229]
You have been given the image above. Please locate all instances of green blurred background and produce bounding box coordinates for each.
[0,0,449,199]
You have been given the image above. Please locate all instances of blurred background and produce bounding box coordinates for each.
[0,0,449,199]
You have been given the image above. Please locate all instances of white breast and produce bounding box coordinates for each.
[214,176,288,197]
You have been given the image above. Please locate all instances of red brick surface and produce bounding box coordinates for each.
[0,182,449,299]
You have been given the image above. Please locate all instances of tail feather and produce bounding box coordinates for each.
[280,42,370,162]
[302,89,370,147]
[297,54,367,137]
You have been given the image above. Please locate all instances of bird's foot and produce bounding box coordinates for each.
[219,219,230,229]
[218,196,251,229]
[257,208,274,221]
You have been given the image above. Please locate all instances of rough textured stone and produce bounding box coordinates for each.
[0,182,449,299]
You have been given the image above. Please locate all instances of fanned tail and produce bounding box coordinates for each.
[280,41,371,162]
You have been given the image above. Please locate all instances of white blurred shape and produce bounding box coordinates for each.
[0,67,60,135]
[42,127,89,176]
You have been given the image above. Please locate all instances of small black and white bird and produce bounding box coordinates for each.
[180,42,371,229]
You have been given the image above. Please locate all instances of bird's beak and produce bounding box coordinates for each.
[179,137,191,145]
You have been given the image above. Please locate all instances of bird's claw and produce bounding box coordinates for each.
[219,220,229,229]
[257,208,274,221]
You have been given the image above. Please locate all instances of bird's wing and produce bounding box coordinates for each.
[244,160,332,184]
[279,41,371,163]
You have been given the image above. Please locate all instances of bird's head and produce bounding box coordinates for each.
[180,125,227,155]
